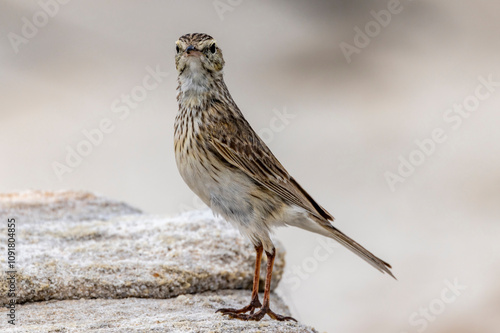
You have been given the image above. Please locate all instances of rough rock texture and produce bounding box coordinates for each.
[0,190,142,223]
[9,291,317,333]
[0,191,284,304]
[0,191,316,332]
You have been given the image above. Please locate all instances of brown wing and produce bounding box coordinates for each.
[207,108,334,222]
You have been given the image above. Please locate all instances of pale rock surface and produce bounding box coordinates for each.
[0,191,285,304]
[10,291,317,333]
[0,190,142,223]
[0,191,317,332]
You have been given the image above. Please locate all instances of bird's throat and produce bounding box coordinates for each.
[178,60,211,106]
[177,60,223,109]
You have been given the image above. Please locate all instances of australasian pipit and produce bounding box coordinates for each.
[174,33,395,322]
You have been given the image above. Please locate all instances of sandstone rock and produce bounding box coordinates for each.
[0,191,284,305]
[0,190,142,223]
[0,191,315,332]
[6,291,317,333]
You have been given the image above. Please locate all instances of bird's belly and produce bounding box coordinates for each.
[176,146,259,226]
[175,134,288,251]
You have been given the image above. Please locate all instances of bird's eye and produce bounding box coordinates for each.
[176,45,180,53]
[209,43,216,54]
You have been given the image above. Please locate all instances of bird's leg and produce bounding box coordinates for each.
[216,244,263,315]
[223,248,297,322]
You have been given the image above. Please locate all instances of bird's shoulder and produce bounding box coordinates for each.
[205,100,334,222]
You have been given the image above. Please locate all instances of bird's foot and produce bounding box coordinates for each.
[218,305,297,322]
[216,298,262,315]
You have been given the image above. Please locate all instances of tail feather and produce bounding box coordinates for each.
[285,211,395,279]
[323,224,396,279]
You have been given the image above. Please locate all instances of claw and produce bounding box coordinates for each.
[216,247,297,322]
[216,298,262,315]
[219,306,297,322]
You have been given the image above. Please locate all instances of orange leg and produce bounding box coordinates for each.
[216,244,263,315]
[218,247,296,322]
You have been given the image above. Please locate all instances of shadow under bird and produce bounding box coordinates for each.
[174,32,395,322]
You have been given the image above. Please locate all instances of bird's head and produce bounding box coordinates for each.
[175,33,225,75]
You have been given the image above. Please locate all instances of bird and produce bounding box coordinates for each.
[173,32,395,322]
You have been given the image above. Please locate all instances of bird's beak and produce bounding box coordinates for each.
[185,45,202,57]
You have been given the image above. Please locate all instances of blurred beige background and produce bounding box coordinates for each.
[1,1,499,332]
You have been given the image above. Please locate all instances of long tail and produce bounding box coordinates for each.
[286,213,396,279]
[322,224,396,279]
